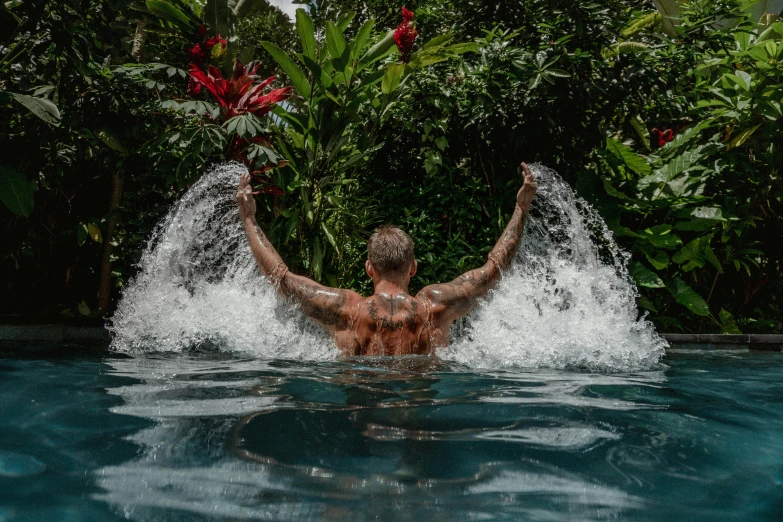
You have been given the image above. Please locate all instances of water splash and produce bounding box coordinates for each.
[443,166,666,371]
[110,162,334,360]
[110,162,666,371]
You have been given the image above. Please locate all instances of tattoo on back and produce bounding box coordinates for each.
[368,296,419,331]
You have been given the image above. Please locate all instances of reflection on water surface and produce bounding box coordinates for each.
[1,352,782,521]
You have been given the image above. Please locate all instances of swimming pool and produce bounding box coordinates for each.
[0,349,781,521]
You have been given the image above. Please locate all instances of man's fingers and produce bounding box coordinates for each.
[520,162,533,180]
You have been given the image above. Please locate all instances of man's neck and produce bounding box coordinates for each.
[373,279,410,297]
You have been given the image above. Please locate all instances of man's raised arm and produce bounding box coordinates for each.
[417,162,537,322]
[236,173,359,331]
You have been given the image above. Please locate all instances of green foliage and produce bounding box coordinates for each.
[0,166,34,217]
[1,0,780,334]
[258,8,476,282]
[595,1,782,332]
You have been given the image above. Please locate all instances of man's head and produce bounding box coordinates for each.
[366,225,416,282]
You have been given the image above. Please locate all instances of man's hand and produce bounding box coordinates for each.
[516,162,537,211]
[236,173,257,220]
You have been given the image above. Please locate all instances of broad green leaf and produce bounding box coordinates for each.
[358,30,396,70]
[639,150,701,187]
[637,225,682,249]
[602,179,635,201]
[11,93,60,124]
[727,124,761,150]
[673,207,729,232]
[336,11,355,32]
[628,261,665,288]
[325,21,347,59]
[419,34,454,52]
[381,63,405,95]
[96,128,128,154]
[351,19,375,61]
[654,124,705,159]
[667,278,710,316]
[321,222,339,255]
[645,249,670,270]
[0,165,34,217]
[295,8,316,60]
[303,55,333,90]
[408,51,457,69]
[445,42,480,55]
[260,41,311,99]
[719,308,741,334]
[77,300,91,316]
[765,40,778,58]
[211,40,226,58]
[606,137,651,176]
[734,31,751,51]
[672,234,721,273]
[87,223,103,243]
[273,104,309,132]
[725,71,751,91]
[146,0,192,28]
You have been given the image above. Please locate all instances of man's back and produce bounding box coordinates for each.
[236,163,537,355]
[333,292,443,356]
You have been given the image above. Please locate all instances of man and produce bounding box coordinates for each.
[236,162,537,356]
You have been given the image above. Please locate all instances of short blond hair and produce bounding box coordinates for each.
[367,225,414,275]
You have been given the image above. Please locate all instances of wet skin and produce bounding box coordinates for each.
[236,163,537,356]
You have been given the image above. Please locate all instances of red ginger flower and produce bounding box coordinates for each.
[652,127,674,148]
[187,34,227,66]
[187,59,292,119]
[394,6,418,63]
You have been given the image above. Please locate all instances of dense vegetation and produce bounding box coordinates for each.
[1,0,781,333]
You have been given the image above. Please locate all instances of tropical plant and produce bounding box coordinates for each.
[257,7,477,282]
[596,6,783,333]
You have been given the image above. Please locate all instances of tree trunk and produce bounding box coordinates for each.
[97,172,124,310]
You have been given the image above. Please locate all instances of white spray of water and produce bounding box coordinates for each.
[442,166,667,371]
[110,162,334,360]
[110,162,666,371]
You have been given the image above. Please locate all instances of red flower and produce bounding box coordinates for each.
[394,7,418,63]
[187,43,209,64]
[186,34,227,66]
[652,127,674,148]
[187,77,202,96]
[205,35,227,50]
[188,59,292,119]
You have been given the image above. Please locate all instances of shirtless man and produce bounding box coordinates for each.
[237,163,537,356]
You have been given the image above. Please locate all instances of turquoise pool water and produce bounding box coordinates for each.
[0,350,781,521]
